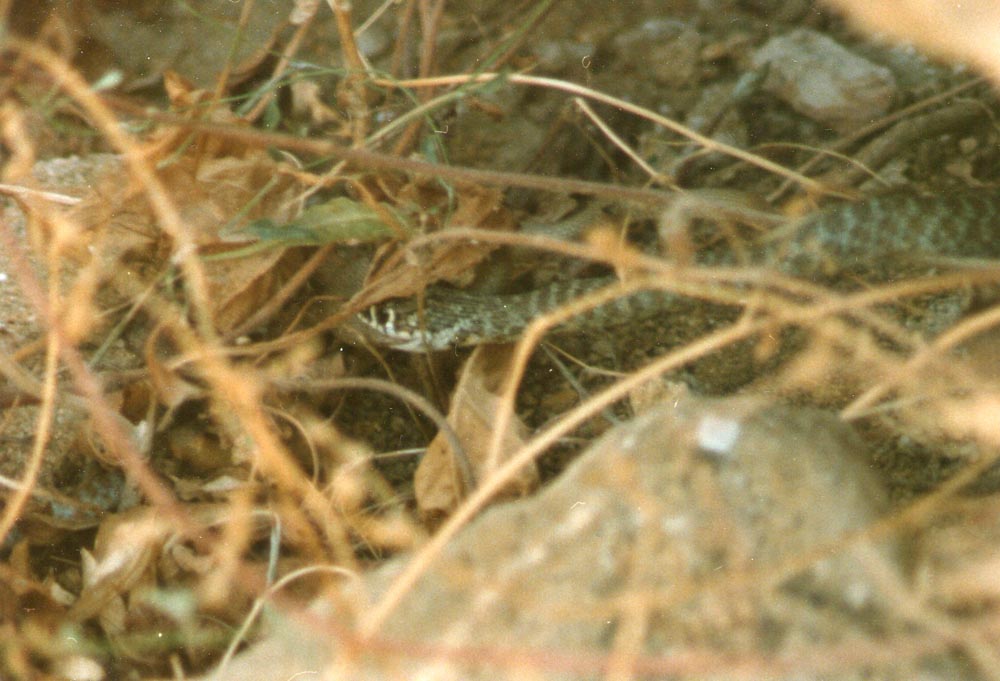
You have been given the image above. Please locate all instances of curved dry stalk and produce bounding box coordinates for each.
[0,314,59,545]
[373,72,830,197]
[276,376,476,495]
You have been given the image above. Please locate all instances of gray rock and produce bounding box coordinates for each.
[209,397,911,681]
[752,28,897,131]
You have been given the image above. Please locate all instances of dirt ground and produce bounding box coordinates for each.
[4,1,1000,679]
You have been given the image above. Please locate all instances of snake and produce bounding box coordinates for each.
[354,190,1000,351]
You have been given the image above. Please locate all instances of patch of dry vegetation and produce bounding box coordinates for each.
[2,1,1000,680]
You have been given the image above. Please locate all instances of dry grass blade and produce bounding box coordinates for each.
[7,2,1000,679]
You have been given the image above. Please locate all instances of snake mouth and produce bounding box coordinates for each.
[353,304,422,351]
[352,302,459,352]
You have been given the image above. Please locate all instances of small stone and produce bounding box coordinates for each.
[752,28,897,131]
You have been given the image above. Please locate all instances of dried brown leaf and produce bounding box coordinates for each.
[68,147,307,332]
[416,345,539,521]
[443,184,511,232]
[68,507,173,624]
[356,184,517,308]
[205,248,306,333]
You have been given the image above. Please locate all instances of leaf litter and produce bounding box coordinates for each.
[3,1,1000,680]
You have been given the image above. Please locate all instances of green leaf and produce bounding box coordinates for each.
[245,197,403,245]
[205,198,405,260]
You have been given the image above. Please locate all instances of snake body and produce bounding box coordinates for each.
[356,190,1000,351]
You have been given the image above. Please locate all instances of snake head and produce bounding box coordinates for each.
[355,298,478,352]
[353,294,497,352]
[353,299,427,351]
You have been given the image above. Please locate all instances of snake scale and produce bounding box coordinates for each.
[356,190,1000,351]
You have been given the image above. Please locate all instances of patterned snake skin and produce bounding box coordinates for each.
[356,190,1000,351]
